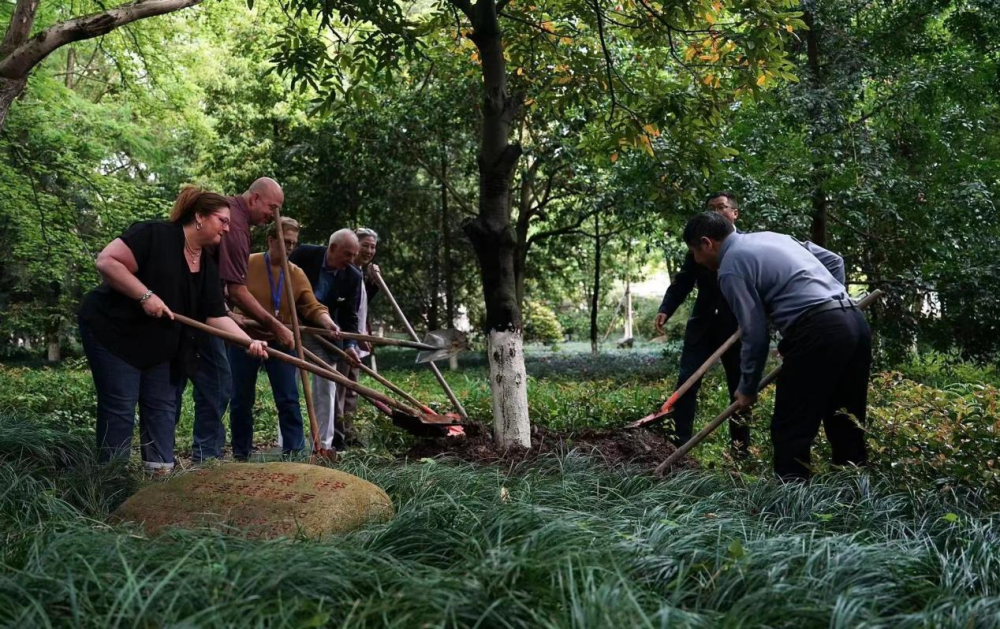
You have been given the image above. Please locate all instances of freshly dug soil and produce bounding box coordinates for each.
[405,422,698,472]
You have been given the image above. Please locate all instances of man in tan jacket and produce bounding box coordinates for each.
[228,218,339,460]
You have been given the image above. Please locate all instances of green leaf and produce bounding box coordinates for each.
[727,539,745,560]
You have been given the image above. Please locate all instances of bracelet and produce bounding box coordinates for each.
[138,289,154,304]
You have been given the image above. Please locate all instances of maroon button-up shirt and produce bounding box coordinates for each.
[218,194,252,287]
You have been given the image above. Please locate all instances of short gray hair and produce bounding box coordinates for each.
[328,228,359,247]
[355,227,379,243]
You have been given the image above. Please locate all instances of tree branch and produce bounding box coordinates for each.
[0,0,204,80]
[527,205,605,246]
[1,0,40,59]
[412,151,477,217]
[447,0,474,22]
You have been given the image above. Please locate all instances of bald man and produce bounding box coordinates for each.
[176,177,295,462]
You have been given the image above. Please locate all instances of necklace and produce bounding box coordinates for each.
[184,239,202,268]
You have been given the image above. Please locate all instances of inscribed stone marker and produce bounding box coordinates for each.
[112,462,393,539]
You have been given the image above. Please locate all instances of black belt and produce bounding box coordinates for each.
[784,298,857,338]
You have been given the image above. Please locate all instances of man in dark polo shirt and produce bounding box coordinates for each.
[654,192,750,454]
[176,177,294,462]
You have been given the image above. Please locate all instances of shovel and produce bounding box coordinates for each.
[174,314,463,435]
[300,343,464,438]
[625,328,741,429]
[250,322,470,363]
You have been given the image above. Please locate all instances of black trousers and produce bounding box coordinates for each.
[772,307,872,481]
[672,315,750,451]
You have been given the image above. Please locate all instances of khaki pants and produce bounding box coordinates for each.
[304,335,338,450]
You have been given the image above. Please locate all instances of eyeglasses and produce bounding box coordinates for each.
[283,239,298,250]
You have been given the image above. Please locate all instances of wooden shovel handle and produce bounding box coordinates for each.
[173,313,422,417]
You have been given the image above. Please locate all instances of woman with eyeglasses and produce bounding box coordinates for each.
[228,217,340,460]
[79,186,268,472]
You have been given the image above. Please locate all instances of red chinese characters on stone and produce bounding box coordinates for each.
[313,480,348,492]
[262,473,299,486]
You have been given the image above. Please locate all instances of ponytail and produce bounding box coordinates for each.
[169,186,229,225]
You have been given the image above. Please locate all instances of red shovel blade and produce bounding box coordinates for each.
[625,394,679,430]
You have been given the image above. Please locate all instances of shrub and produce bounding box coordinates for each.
[523,301,564,346]
[0,361,96,433]
[867,372,1000,494]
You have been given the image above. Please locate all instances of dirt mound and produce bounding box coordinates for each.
[405,422,697,472]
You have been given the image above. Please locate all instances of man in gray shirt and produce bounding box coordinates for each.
[683,212,871,480]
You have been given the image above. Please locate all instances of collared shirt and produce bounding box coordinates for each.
[717,231,847,395]
[218,195,252,286]
[236,253,329,331]
[313,252,358,349]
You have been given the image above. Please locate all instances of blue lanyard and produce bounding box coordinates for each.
[263,253,285,318]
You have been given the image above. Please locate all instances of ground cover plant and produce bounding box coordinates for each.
[1,409,999,628]
[4,346,996,493]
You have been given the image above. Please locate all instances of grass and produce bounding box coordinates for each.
[1,412,998,628]
[1,344,999,626]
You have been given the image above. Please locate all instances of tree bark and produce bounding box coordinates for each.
[460,0,529,449]
[623,278,633,341]
[428,231,440,330]
[0,0,204,131]
[0,76,25,129]
[441,144,459,372]
[590,213,601,356]
[45,322,60,362]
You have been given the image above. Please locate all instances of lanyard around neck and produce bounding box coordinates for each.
[263,252,285,318]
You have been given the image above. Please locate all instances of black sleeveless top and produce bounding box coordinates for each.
[79,221,226,370]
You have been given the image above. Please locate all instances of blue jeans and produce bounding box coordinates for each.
[80,320,178,468]
[228,344,305,460]
[174,331,232,462]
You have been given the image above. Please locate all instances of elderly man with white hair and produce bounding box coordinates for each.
[289,228,362,457]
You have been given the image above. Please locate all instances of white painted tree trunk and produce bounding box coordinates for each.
[623,282,633,340]
[487,329,530,449]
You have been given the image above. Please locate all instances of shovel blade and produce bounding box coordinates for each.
[422,328,467,348]
[625,404,674,430]
[416,347,456,363]
[390,408,462,437]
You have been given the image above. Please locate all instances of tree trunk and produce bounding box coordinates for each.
[623,278,633,341]
[0,76,25,129]
[803,7,828,246]
[441,146,459,372]
[590,213,601,356]
[441,144,455,329]
[46,329,60,362]
[462,3,529,449]
[428,232,440,330]
[65,46,75,88]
